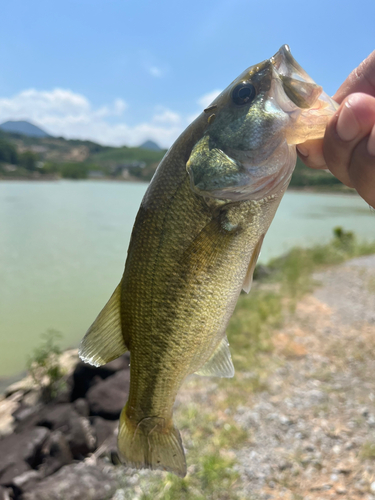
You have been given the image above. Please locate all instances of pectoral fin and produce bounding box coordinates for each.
[242,235,265,294]
[195,336,234,378]
[79,282,128,367]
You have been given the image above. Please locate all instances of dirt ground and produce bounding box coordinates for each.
[227,255,375,499]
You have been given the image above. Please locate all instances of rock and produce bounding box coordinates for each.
[37,403,76,432]
[22,463,117,500]
[13,404,43,426]
[40,431,73,476]
[23,427,51,467]
[4,377,36,398]
[74,398,89,417]
[91,417,117,449]
[0,486,11,500]
[58,349,79,376]
[67,416,96,459]
[71,354,129,401]
[0,394,19,437]
[86,370,130,420]
[36,403,96,459]
[335,486,347,495]
[11,470,43,493]
[0,427,50,485]
[0,461,30,488]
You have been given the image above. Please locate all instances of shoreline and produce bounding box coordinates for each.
[0,176,359,195]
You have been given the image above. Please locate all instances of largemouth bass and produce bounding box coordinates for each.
[79,45,337,477]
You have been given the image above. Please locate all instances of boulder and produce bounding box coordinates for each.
[91,417,117,449]
[73,398,89,417]
[21,463,117,500]
[0,394,19,438]
[0,427,50,485]
[37,404,96,459]
[11,470,43,495]
[67,416,96,459]
[13,404,43,426]
[15,402,82,434]
[71,354,129,401]
[0,485,11,500]
[37,403,75,432]
[86,370,130,420]
[40,431,73,476]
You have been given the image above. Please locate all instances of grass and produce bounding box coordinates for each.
[119,228,375,499]
[359,441,375,461]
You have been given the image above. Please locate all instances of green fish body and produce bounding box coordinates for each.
[79,45,337,477]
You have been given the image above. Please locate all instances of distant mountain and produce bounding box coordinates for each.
[0,120,50,138]
[140,140,162,151]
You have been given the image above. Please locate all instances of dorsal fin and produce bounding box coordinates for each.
[195,336,234,378]
[242,235,264,294]
[79,282,128,367]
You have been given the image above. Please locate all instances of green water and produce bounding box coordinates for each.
[0,181,374,378]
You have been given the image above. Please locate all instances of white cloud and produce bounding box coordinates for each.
[149,66,163,78]
[152,108,182,125]
[197,89,222,109]
[0,88,185,148]
[0,88,223,148]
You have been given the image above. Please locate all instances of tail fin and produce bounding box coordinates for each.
[118,406,186,477]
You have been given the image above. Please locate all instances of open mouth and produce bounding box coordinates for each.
[270,45,324,109]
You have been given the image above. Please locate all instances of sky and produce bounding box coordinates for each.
[0,0,374,148]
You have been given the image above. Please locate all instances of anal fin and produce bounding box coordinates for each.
[242,234,265,294]
[195,336,234,378]
[79,282,127,367]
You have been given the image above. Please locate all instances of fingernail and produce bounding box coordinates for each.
[297,145,309,157]
[336,99,360,142]
[368,126,375,156]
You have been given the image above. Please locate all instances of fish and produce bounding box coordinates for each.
[79,45,337,478]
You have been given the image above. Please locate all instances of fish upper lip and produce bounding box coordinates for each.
[269,44,313,84]
[269,44,291,72]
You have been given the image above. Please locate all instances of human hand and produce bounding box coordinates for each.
[297,50,375,208]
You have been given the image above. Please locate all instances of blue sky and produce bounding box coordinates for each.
[0,0,374,147]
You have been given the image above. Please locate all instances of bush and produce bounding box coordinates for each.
[27,330,65,401]
[19,151,39,171]
[60,162,88,179]
[0,138,18,164]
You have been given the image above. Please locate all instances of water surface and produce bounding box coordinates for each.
[0,181,374,378]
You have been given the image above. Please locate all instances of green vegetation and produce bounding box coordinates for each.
[60,162,89,179]
[289,157,346,190]
[126,228,375,499]
[0,128,166,180]
[0,137,18,164]
[19,150,39,171]
[360,441,375,461]
[27,329,65,401]
[0,128,354,189]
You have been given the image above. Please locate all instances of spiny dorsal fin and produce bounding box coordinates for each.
[79,282,127,367]
[242,234,265,294]
[195,336,234,378]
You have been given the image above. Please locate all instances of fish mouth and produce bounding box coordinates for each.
[271,45,314,84]
[269,44,338,143]
[270,45,324,109]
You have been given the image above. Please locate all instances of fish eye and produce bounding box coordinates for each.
[232,82,256,106]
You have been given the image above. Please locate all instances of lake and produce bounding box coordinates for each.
[0,180,374,379]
